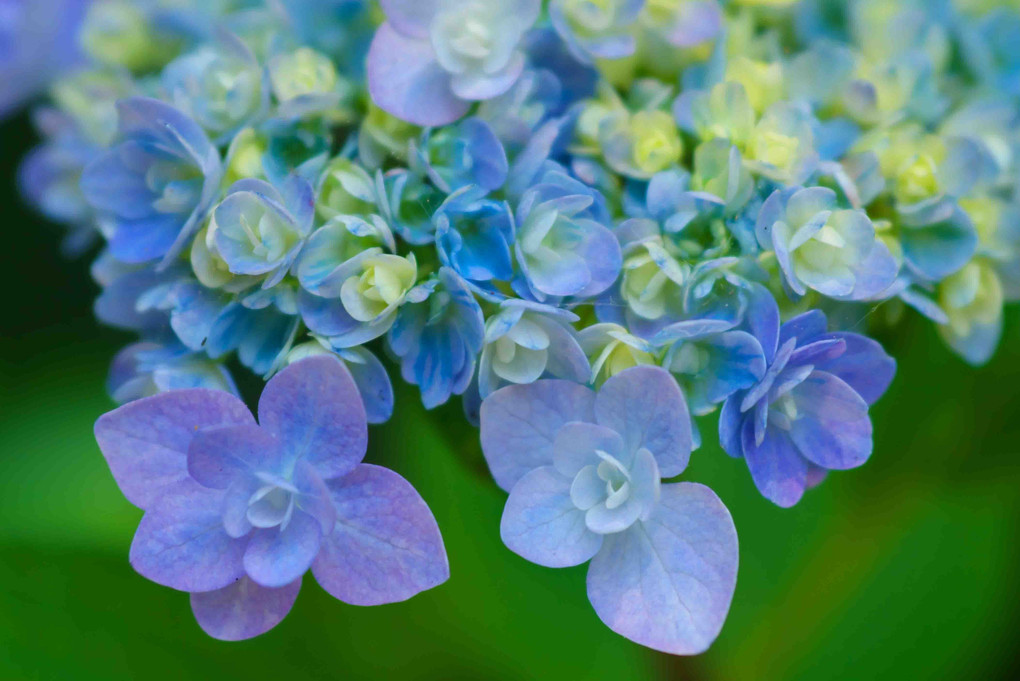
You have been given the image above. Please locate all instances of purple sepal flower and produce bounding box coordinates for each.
[94,356,448,640]
[80,97,222,267]
[480,367,738,654]
[718,298,896,508]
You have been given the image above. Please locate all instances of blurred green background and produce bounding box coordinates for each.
[2,109,1018,681]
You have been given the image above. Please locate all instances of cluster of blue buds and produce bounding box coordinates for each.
[14,0,1020,655]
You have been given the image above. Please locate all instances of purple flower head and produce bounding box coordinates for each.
[81,97,223,266]
[480,367,737,654]
[367,0,542,126]
[478,299,590,398]
[718,299,896,508]
[94,356,448,640]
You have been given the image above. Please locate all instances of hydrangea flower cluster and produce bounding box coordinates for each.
[14,0,1020,655]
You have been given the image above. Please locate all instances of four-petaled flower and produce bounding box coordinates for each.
[480,366,738,655]
[94,356,448,640]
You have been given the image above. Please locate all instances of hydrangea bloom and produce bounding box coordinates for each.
[94,356,448,640]
[480,366,738,654]
[367,0,542,126]
[755,186,898,300]
[81,98,222,265]
[18,0,1020,658]
[719,306,896,507]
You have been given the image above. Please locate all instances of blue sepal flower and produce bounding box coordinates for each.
[81,97,222,266]
[756,186,898,301]
[477,299,590,398]
[435,185,516,284]
[412,116,508,193]
[388,268,485,409]
[513,170,621,301]
[108,340,238,404]
[211,175,315,289]
[479,366,737,655]
[718,301,896,508]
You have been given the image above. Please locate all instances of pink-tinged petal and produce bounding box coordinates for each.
[480,379,596,491]
[258,356,367,481]
[788,371,872,470]
[379,0,438,39]
[741,419,808,508]
[191,576,301,641]
[129,479,247,592]
[595,367,692,477]
[187,424,282,489]
[243,510,322,588]
[552,422,627,477]
[367,23,470,127]
[586,483,738,655]
[312,464,448,605]
[94,389,254,510]
[500,466,603,568]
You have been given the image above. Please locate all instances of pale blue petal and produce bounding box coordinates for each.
[243,510,322,588]
[586,482,738,655]
[367,23,469,127]
[552,422,626,477]
[594,367,692,477]
[789,371,872,470]
[501,466,603,568]
[480,379,596,491]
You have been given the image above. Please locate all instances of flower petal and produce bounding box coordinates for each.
[500,466,603,568]
[552,421,627,477]
[367,23,469,127]
[480,379,596,491]
[190,576,301,641]
[814,332,895,405]
[741,419,808,508]
[95,389,254,510]
[187,424,281,489]
[594,366,692,477]
[243,510,322,588]
[312,464,448,605]
[789,371,873,470]
[258,356,368,481]
[586,482,738,655]
[129,479,246,592]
